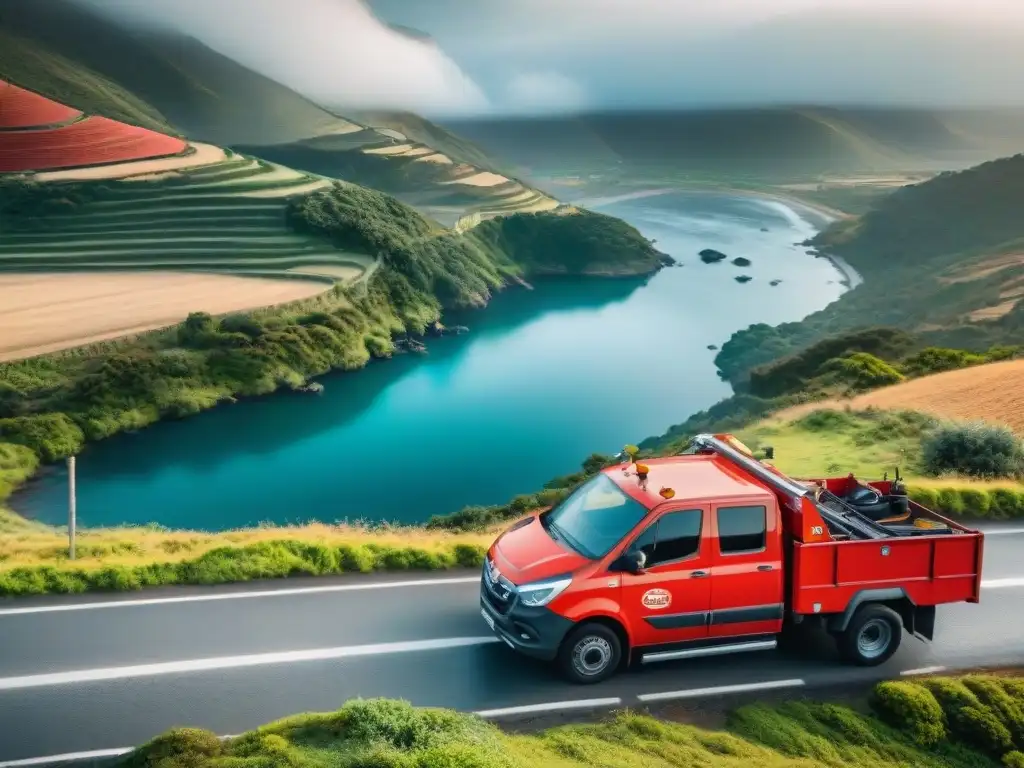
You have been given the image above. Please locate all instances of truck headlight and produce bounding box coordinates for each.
[518,575,572,607]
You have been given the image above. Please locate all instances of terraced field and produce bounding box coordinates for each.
[1,150,376,282]
[246,126,560,228]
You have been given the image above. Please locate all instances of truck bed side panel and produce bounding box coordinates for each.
[790,533,983,615]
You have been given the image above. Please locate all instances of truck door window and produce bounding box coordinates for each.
[632,509,703,567]
[716,505,767,555]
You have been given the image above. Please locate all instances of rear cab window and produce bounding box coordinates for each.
[716,504,768,555]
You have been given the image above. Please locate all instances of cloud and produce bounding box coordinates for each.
[504,72,588,114]
[72,0,489,116]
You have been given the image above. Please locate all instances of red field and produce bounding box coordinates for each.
[0,80,187,172]
[0,80,80,128]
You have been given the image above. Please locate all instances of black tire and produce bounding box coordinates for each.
[836,604,903,666]
[557,623,623,684]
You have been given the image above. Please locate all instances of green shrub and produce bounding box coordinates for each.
[964,676,1024,747]
[922,422,1024,479]
[0,413,85,462]
[902,347,988,377]
[925,678,1014,755]
[1005,750,1024,767]
[123,727,223,767]
[817,352,905,392]
[871,680,947,747]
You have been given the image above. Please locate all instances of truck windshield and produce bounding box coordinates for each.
[542,473,650,560]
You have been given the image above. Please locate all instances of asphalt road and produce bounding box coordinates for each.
[1,527,1023,765]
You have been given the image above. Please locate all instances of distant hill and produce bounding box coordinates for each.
[715,153,1024,384]
[0,0,552,224]
[444,108,1024,183]
[0,0,360,146]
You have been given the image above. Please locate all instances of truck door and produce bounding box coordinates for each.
[708,501,784,638]
[619,506,711,648]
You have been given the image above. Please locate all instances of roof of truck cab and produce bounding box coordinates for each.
[605,454,776,508]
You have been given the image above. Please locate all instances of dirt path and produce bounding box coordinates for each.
[772,359,1024,433]
[0,272,329,362]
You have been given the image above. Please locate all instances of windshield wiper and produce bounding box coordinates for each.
[548,520,591,559]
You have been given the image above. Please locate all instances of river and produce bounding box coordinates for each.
[14,192,849,530]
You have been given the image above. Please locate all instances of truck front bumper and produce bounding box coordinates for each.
[480,574,573,662]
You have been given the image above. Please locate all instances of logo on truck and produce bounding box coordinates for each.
[642,588,672,609]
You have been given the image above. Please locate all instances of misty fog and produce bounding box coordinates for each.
[73,0,1024,117]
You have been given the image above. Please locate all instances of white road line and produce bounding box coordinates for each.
[0,748,133,767]
[982,578,1024,590]
[475,698,623,718]
[0,576,481,616]
[901,666,947,676]
[637,678,806,703]
[0,636,500,691]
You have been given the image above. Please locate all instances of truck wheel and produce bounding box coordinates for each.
[837,604,902,666]
[557,623,622,684]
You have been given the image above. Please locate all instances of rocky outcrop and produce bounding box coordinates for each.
[699,249,728,264]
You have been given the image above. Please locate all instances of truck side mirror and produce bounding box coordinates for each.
[613,549,647,575]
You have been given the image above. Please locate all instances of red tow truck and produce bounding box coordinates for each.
[479,433,984,683]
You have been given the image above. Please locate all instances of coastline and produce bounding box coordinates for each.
[577,183,864,291]
[1,184,857,547]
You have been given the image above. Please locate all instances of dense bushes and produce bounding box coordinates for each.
[922,422,1024,479]
[115,675,1024,768]
[744,327,916,397]
[871,676,1024,765]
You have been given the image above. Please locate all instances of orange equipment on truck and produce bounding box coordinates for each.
[479,433,984,683]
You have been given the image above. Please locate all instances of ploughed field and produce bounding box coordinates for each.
[772,359,1024,435]
[0,80,376,359]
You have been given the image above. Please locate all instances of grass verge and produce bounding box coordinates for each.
[3,407,1024,597]
[122,674,1024,768]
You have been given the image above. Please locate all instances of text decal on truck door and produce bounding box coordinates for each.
[642,588,672,609]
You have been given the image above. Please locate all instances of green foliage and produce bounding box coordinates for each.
[0,539,487,597]
[744,327,916,396]
[472,210,669,275]
[922,422,1024,479]
[871,680,948,746]
[0,413,84,462]
[0,443,38,502]
[816,352,905,392]
[924,679,1015,756]
[902,345,1020,377]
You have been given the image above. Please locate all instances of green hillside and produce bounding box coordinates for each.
[714,154,1024,386]
[444,108,1024,183]
[0,27,175,134]
[0,0,360,146]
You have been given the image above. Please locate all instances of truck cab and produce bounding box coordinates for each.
[480,434,984,684]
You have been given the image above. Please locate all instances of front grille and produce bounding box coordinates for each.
[482,557,517,615]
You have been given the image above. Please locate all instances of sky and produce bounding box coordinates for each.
[75,0,1024,117]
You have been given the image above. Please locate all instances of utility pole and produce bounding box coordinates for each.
[67,455,77,560]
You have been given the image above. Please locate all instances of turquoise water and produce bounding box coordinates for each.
[15,192,847,530]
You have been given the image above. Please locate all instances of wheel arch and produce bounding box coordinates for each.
[826,588,934,640]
